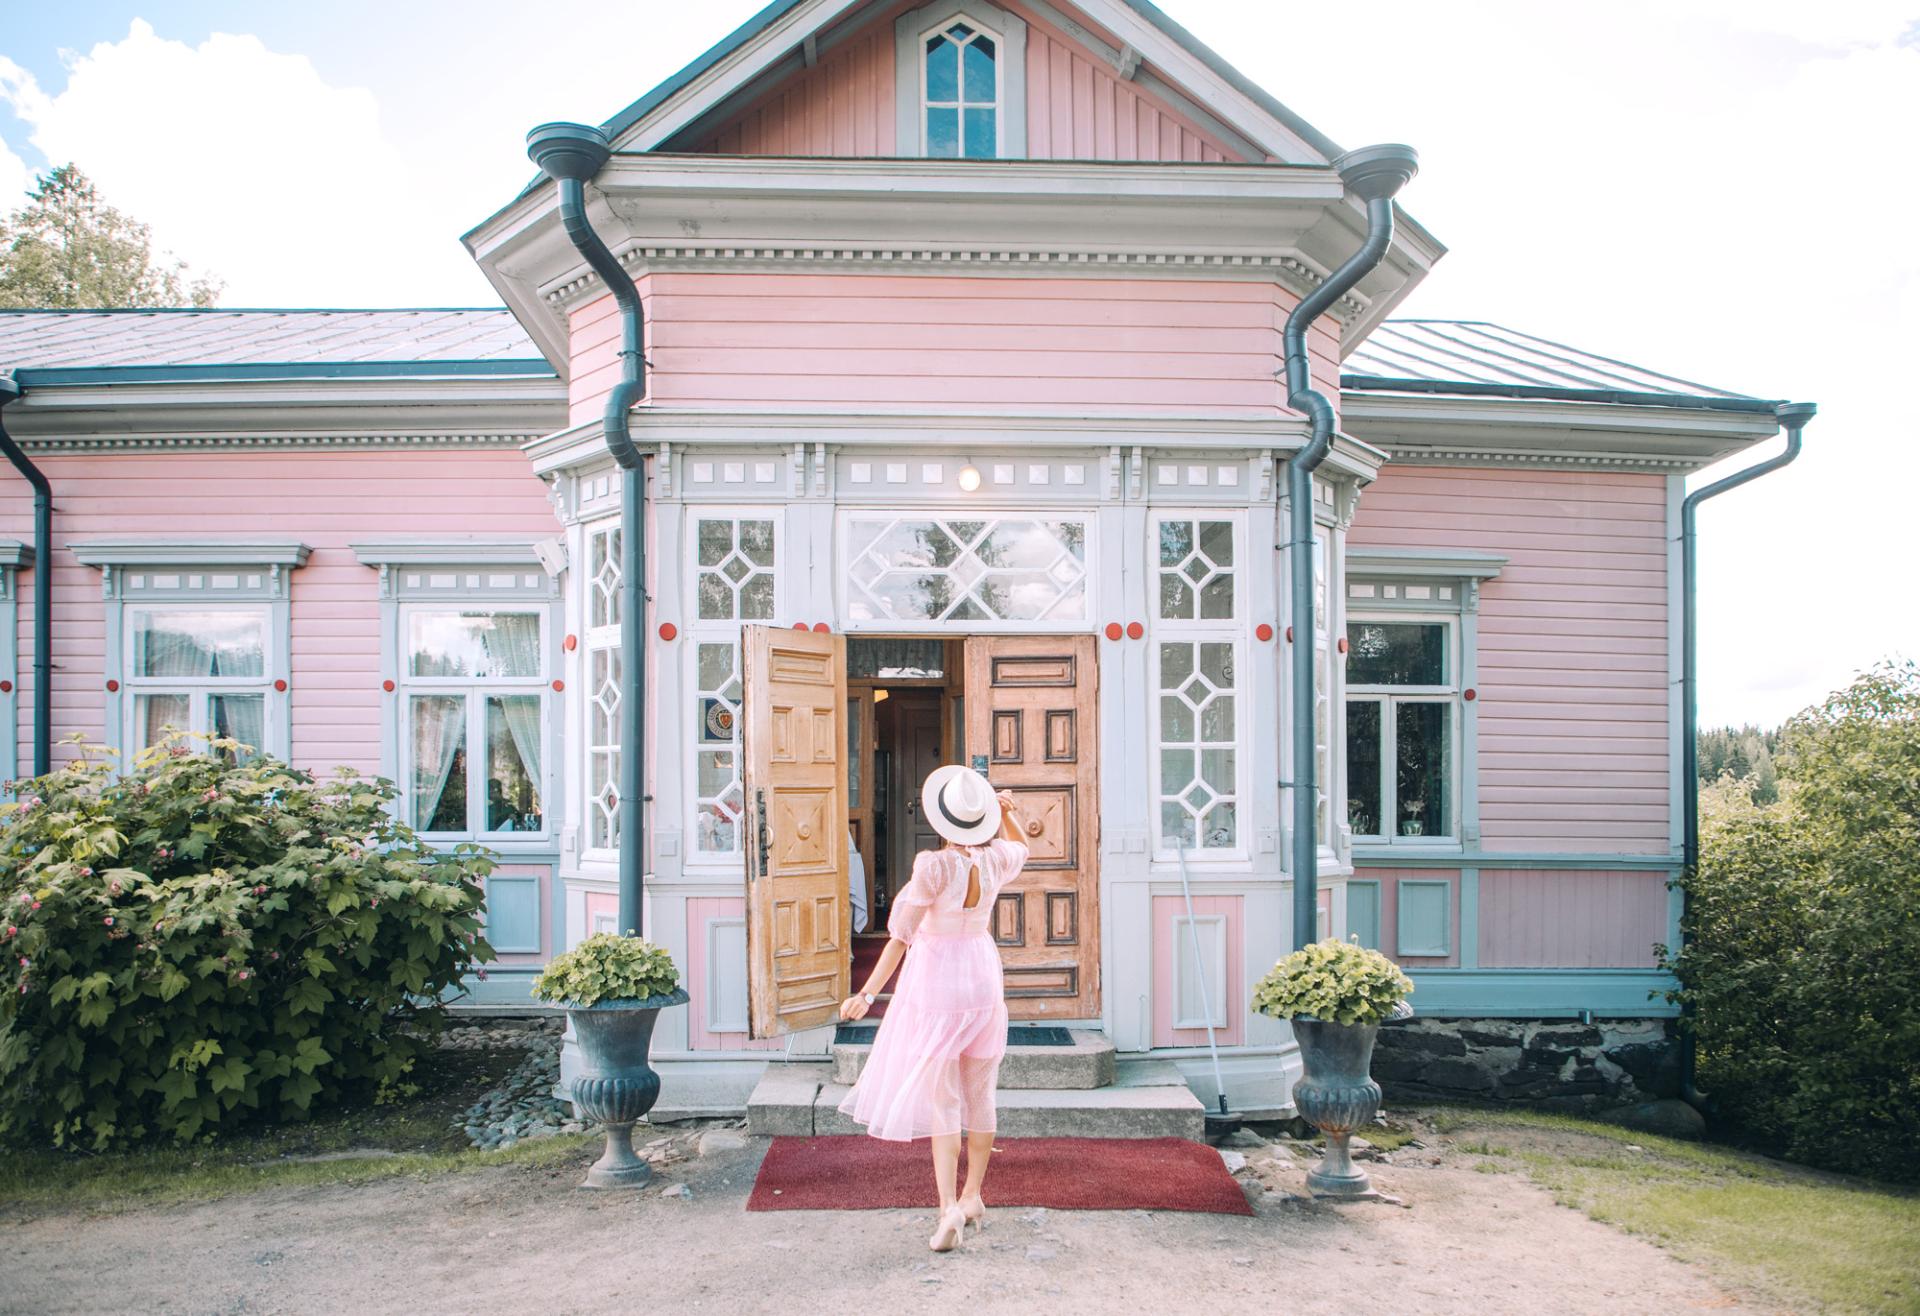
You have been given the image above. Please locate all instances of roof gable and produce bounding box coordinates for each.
[601,0,1340,164]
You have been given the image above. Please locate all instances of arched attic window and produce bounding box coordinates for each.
[896,0,1028,158]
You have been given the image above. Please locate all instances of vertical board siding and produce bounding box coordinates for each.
[567,274,1334,425]
[1347,466,1672,854]
[688,0,1244,163]
[0,450,557,776]
[1360,868,1460,968]
[1150,894,1244,1048]
[686,896,781,1051]
[1478,869,1668,968]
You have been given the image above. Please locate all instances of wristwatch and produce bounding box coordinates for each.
[862,993,877,1005]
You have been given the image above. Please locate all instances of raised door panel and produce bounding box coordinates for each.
[965,635,1099,1019]
[744,626,851,1038]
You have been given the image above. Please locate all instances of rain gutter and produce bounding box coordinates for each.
[0,375,50,778]
[1340,375,1782,414]
[528,122,650,939]
[1279,145,1418,951]
[1677,400,1814,1106]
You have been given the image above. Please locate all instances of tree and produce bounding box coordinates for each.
[0,165,220,309]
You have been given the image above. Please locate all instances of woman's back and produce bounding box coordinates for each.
[891,838,1029,941]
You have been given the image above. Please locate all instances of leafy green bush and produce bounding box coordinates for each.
[532,933,679,1007]
[0,735,495,1148]
[1667,661,1920,1183]
[1251,937,1413,1026]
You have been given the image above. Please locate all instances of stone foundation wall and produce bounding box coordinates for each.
[1373,1017,1681,1110]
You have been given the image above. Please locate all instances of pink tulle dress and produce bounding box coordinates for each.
[838,838,1029,1141]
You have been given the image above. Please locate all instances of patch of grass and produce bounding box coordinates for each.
[0,1041,597,1219]
[1428,1107,1920,1314]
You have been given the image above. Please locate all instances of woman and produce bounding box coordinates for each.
[838,765,1033,1252]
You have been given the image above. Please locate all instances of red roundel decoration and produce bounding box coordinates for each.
[274,679,288,693]
[1126,621,1144,640]
[1464,688,1477,702]
[1104,622,1123,642]
[1254,623,1274,642]
[383,679,396,693]
[812,622,830,634]
[659,622,678,642]
[551,679,565,692]
[792,621,808,630]
[0,680,11,694]
[105,679,119,693]
[563,633,578,652]
[1337,636,1349,655]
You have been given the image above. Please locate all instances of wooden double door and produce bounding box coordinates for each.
[744,629,1099,1037]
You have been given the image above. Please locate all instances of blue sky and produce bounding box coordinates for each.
[0,1,1914,726]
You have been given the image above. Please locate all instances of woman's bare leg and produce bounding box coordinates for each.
[960,1128,995,1203]
[931,1132,962,1210]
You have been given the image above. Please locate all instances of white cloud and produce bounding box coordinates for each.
[0,19,487,305]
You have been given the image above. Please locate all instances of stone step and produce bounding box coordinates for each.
[829,1028,1116,1091]
[747,1059,1204,1140]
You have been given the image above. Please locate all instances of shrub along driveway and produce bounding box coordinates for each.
[11,1108,1904,1315]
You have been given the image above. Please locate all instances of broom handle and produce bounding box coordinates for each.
[1177,844,1229,1114]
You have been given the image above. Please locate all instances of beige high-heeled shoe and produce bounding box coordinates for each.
[929,1203,968,1252]
[959,1194,987,1230]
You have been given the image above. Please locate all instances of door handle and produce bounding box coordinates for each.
[751,787,770,880]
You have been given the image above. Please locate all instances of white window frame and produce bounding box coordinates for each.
[837,509,1093,633]
[1345,612,1462,848]
[1149,511,1248,860]
[122,602,278,758]
[894,0,1028,159]
[0,542,22,785]
[70,540,307,765]
[398,602,552,843]
[685,509,784,862]
[582,518,624,857]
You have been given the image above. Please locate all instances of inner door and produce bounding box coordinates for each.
[965,635,1100,1019]
[742,625,851,1038]
[887,694,946,897]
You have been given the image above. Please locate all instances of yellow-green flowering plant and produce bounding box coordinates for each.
[532,933,680,1007]
[1251,937,1413,1026]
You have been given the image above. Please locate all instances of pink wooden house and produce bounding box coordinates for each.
[0,0,1801,1127]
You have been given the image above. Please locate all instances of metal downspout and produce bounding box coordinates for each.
[1279,145,1418,950]
[0,376,50,779]
[528,123,650,939]
[1676,399,1814,1104]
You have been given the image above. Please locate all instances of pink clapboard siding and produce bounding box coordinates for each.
[1150,894,1244,1048]
[0,449,558,776]
[1478,869,1669,969]
[1356,868,1459,968]
[691,0,1242,163]
[686,897,781,1051]
[567,273,1337,425]
[1347,466,1672,854]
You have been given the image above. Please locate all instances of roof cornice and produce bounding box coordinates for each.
[1339,390,1781,472]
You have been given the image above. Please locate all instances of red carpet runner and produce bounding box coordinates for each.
[747,1135,1252,1215]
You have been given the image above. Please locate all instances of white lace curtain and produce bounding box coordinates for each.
[411,696,467,830]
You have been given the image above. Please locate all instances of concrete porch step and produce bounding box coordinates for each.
[748,1059,1204,1141]
[829,1028,1116,1091]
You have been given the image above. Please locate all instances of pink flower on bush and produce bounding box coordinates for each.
[4,926,13,938]
[236,970,250,981]
[29,901,38,910]
[109,881,121,895]
[475,968,488,980]
[202,789,219,802]
[103,916,114,927]
[254,885,266,895]
[370,898,379,907]
[268,950,280,960]
[80,867,92,877]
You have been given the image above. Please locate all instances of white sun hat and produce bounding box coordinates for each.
[921,764,1001,845]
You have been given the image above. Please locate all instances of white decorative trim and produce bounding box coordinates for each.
[70,539,310,569]
[15,432,543,456]
[350,538,545,569]
[894,0,1028,159]
[541,241,1368,322]
[1346,548,1508,581]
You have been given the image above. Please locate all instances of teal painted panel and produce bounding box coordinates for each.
[486,875,542,954]
[1348,881,1381,950]
[1406,969,1679,1018]
[1397,879,1450,957]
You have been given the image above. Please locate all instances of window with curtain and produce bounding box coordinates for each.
[402,607,546,837]
[126,607,271,762]
[923,19,998,158]
[1344,616,1456,843]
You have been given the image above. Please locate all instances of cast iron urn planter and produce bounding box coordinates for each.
[1291,1001,1412,1198]
[565,988,689,1189]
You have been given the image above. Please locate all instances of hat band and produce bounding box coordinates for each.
[934,787,987,833]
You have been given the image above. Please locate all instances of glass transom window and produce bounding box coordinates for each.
[844,517,1087,625]
[403,607,546,838]
[124,607,273,761]
[924,21,997,158]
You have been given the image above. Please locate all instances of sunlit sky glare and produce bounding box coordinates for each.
[0,2,1914,728]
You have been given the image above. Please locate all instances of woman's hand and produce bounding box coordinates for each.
[839,994,870,1022]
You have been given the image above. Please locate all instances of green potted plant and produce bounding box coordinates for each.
[1252,937,1413,1198]
[532,932,688,1188]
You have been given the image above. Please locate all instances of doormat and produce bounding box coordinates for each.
[833,1024,1074,1046]
[746,1135,1252,1216]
